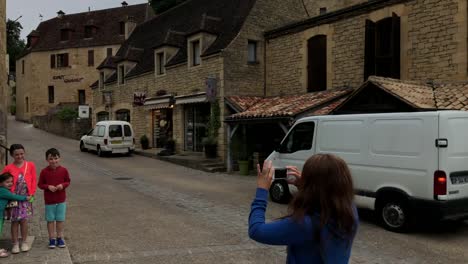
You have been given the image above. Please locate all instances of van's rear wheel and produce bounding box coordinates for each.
[269,180,291,204]
[377,198,411,232]
[97,146,104,157]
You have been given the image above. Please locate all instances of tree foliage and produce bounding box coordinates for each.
[7,19,26,73]
[149,0,187,14]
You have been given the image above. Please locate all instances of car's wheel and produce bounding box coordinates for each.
[80,141,87,152]
[269,180,291,204]
[97,146,104,157]
[125,148,133,156]
[377,197,411,232]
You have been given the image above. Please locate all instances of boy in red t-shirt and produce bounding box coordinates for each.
[38,148,71,249]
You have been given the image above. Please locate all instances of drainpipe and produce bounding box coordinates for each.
[263,39,267,97]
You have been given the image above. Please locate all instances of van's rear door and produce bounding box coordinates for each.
[108,124,125,152]
[438,111,468,200]
[123,124,134,149]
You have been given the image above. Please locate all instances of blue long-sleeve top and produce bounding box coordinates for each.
[248,188,358,264]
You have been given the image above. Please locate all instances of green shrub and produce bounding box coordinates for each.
[140,135,150,149]
[56,107,78,121]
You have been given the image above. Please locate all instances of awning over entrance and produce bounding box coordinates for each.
[175,92,207,105]
[225,88,353,123]
[144,95,174,110]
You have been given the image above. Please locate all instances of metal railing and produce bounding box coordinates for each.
[0,144,8,165]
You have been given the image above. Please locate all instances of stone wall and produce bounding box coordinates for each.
[15,44,120,122]
[303,0,367,17]
[266,0,466,95]
[31,114,92,140]
[0,0,7,166]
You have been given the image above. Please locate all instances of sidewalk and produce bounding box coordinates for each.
[0,197,72,264]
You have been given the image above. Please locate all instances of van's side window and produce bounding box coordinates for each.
[279,122,315,153]
[109,125,123,138]
[124,125,132,137]
[98,126,106,137]
[92,128,99,137]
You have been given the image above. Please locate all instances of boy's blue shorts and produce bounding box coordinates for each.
[45,202,67,222]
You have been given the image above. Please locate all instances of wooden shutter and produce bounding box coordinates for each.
[391,13,401,79]
[307,35,327,92]
[364,19,376,81]
[50,54,56,68]
[88,50,94,66]
[64,53,69,67]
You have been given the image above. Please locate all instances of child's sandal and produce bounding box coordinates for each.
[0,249,9,258]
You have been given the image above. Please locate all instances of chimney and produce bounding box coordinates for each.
[27,30,40,48]
[57,10,65,18]
[125,16,137,39]
[121,1,128,7]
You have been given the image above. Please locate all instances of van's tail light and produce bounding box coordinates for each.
[434,170,447,198]
[104,139,108,145]
[133,138,135,145]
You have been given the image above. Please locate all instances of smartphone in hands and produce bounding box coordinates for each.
[274,168,288,180]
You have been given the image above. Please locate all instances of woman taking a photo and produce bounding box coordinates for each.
[249,154,358,264]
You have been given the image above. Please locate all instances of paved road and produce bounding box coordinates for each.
[5,117,468,263]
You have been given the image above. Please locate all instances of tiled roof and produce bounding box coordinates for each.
[113,0,257,78]
[19,4,150,58]
[309,97,348,116]
[97,56,119,70]
[367,76,436,109]
[225,88,353,121]
[434,82,468,110]
[341,76,468,111]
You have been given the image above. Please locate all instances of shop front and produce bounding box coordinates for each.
[144,95,174,148]
[175,92,210,152]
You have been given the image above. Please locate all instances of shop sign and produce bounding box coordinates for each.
[206,77,217,102]
[134,92,146,106]
[52,74,84,83]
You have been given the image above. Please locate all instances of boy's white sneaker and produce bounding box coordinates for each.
[21,242,30,252]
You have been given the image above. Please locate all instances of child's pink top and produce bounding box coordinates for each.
[1,161,37,196]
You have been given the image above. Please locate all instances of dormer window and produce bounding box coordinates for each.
[60,29,70,41]
[156,52,165,75]
[191,40,201,66]
[119,65,125,85]
[84,26,94,38]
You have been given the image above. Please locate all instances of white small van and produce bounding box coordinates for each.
[80,121,135,156]
[266,111,468,232]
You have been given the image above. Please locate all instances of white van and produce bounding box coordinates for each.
[80,121,135,156]
[266,111,468,232]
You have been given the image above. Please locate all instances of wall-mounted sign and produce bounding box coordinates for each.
[102,91,112,106]
[52,74,84,83]
[78,105,90,118]
[206,77,217,102]
[134,92,146,106]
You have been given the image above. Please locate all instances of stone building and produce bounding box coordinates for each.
[265,0,466,95]
[91,0,309,162]
[0,0,7,166]
[15,3,152,122]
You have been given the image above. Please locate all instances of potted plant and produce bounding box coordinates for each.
[140,135,150,150]
[204,100,221,159]
[238,150,250,176]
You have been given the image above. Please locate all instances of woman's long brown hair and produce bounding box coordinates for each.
[288,154,355,236]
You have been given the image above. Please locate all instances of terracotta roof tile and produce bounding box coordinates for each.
[368,76,436,109]
[226,88,352,120]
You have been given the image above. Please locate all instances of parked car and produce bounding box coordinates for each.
[266,111,468,232]
[80,120,135,156]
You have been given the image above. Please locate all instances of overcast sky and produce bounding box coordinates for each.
[7,0,148,40]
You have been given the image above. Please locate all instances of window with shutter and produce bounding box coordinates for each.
[64,53,69,67]
[50,54,56,69]
[48,86,54,103]
[307,35,327,92]
[88,50,94,66]
[364,14,400,80]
